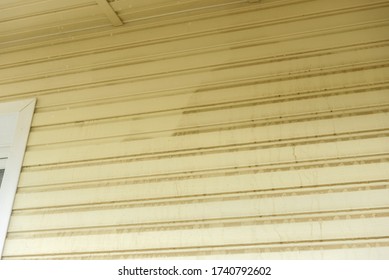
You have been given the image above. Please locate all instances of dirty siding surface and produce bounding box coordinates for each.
[1,0,389,259]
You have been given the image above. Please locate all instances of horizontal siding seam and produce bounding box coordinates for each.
[7,207,389,238]
[27,104,389,147]
[33,71,389,114]
[31,79,389,128]
[0,2,96,24]
[3,38,388,95]
[23,129,389,170]
[12,182,389,214]
[17,153,389,189]
[3,236,389,259]
[2,27,389,101]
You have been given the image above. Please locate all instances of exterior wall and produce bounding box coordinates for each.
[1,0,389,259]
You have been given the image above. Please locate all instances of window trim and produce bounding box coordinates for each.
[0,98,35,258]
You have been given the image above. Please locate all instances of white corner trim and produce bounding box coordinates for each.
[0,98,36,259]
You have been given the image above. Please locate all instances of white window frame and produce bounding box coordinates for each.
[0,98,35,258]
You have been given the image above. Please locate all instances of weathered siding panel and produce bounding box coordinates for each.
[1,0,388,259]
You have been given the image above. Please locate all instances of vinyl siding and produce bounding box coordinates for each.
[1,0,389,259]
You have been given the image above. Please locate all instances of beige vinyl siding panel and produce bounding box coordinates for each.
[26,90,389,146]
[1,0,388,259]
[2,5,389,86]
[23,112,389,167]
[17,136,389,186]
[2,4,389,98]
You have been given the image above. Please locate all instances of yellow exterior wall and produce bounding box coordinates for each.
[1,0,389,259]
